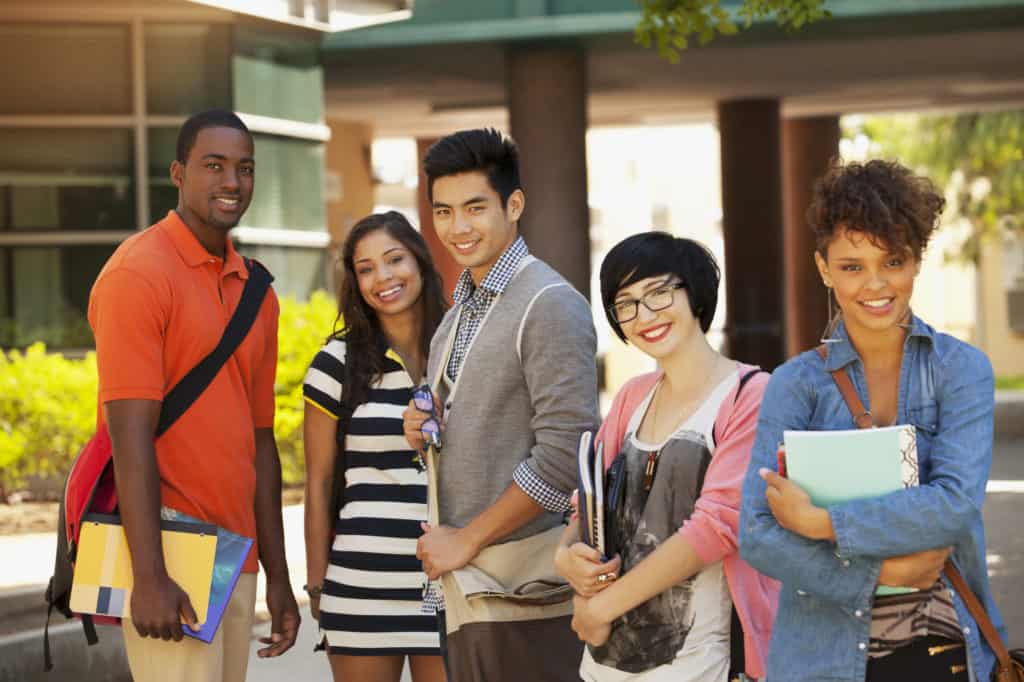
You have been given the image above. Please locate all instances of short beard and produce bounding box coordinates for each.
[206,208,241,232]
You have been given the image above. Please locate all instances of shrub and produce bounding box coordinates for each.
[0,292,340,499]
[0,344,98,500]
[274,291,339,485]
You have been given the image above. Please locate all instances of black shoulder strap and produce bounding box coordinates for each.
[155,258,273,436]
[711,368,767,449]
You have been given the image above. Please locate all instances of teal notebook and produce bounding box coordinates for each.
[783,424,919,596]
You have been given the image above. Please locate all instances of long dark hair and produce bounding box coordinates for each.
[332,211,448,409]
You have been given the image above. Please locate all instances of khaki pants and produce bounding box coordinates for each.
[122,573,258,682]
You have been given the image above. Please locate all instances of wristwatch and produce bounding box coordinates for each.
[303,583,323,599]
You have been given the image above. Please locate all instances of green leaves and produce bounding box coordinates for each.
[636,0,830,62]
[0,292,340,500]
[0,344,98,500]
[852,110,1024,261]
[273,291,339,486]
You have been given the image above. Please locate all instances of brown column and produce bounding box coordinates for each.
[507,45,590,299]
[417,137,461,302]
[782,116,840,356]
[717,99,786,370]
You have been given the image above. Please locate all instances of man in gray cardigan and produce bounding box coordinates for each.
[403,128,599,681]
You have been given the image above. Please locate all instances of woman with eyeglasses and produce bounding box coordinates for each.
[739,160,1006,682]
[302,212,448,682]
[554,232,779,682]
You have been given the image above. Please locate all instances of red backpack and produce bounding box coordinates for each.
[43,258,272,671]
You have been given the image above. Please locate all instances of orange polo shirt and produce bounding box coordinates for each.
[88,211,278,573]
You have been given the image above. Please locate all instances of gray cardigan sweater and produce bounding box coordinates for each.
[428,257,600,543]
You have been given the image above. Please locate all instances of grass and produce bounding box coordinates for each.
[995,376,1024,390]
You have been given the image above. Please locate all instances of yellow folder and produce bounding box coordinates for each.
[70,514,217,625]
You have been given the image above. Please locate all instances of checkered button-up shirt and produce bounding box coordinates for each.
[424,237,572,614]
[445,236,571,514]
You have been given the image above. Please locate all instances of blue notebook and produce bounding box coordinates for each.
[783,424,919,596]
[161,508,253,643]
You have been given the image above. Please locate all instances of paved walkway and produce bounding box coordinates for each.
[3,440,1022,681]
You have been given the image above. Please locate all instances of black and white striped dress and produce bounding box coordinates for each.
[303,338,440,656]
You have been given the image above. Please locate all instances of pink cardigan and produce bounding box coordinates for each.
[595,364,779,680]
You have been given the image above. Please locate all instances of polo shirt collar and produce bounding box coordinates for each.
[451,236,528,305]
[822,314,934,371]
[161,210,248,279]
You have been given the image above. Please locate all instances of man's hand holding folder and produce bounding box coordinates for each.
[131,574,199,641]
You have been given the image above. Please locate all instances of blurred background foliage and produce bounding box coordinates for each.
[849,110,1024,262]
[0,291,339,501]
[636,0,830,61]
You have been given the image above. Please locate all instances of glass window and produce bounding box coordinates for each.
[148,130,326,233]
[232,27,323,124]
[0,24,131,115]
[148,128,179,224]
[0,245,115,348]
[242,134,326,232]
[145,24,232,116]
[235,243,327,300]
[0,129,135,232]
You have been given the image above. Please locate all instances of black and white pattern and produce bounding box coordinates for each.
[303,339,440,656]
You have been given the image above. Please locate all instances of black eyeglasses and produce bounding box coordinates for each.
[607,282,686,324]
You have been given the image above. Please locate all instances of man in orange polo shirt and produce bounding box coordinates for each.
[87,109,299,682]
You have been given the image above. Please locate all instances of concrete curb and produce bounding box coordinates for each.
[0,620,130,682]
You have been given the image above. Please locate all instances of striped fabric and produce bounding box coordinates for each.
[303,339,440,656]
[868,580,963,658]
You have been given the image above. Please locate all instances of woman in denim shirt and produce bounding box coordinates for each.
[740,159,1007,682]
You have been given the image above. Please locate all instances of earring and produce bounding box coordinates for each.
[819,285,841,344]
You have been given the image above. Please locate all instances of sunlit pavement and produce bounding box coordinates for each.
[0,441,1021,680]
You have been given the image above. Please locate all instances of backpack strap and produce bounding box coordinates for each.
[155,258,273,436]
[814,345,875,429]
[711,367,766,449]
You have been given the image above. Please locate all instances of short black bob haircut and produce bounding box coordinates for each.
[600,231,720,342]
[175,109,252,164]
[422,128,521,206]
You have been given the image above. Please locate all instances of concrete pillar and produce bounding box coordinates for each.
[325,119,375,247]
[782,115,840,356]
[324,119,375,294]
[507,45,590,299]
[416,138,462,301]
[717,99,785,369]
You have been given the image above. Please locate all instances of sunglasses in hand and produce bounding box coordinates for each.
[412,385,442,471]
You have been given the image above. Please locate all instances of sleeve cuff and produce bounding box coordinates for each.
[513,461,572,513]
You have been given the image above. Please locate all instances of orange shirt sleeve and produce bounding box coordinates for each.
[88,267,168,404]
[251,288,279,428]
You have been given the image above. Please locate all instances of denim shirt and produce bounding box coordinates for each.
[739,316,1006,682]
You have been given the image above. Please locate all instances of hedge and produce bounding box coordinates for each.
[0,292,339,500]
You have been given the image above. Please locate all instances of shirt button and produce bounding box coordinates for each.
[855,610,864,618]
[963,626,971,636]
[858,642,866,651]
[842,559,851,568]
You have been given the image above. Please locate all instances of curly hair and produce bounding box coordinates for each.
[807,159,945,261]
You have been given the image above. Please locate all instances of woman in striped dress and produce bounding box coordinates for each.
[303,211,448,682]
